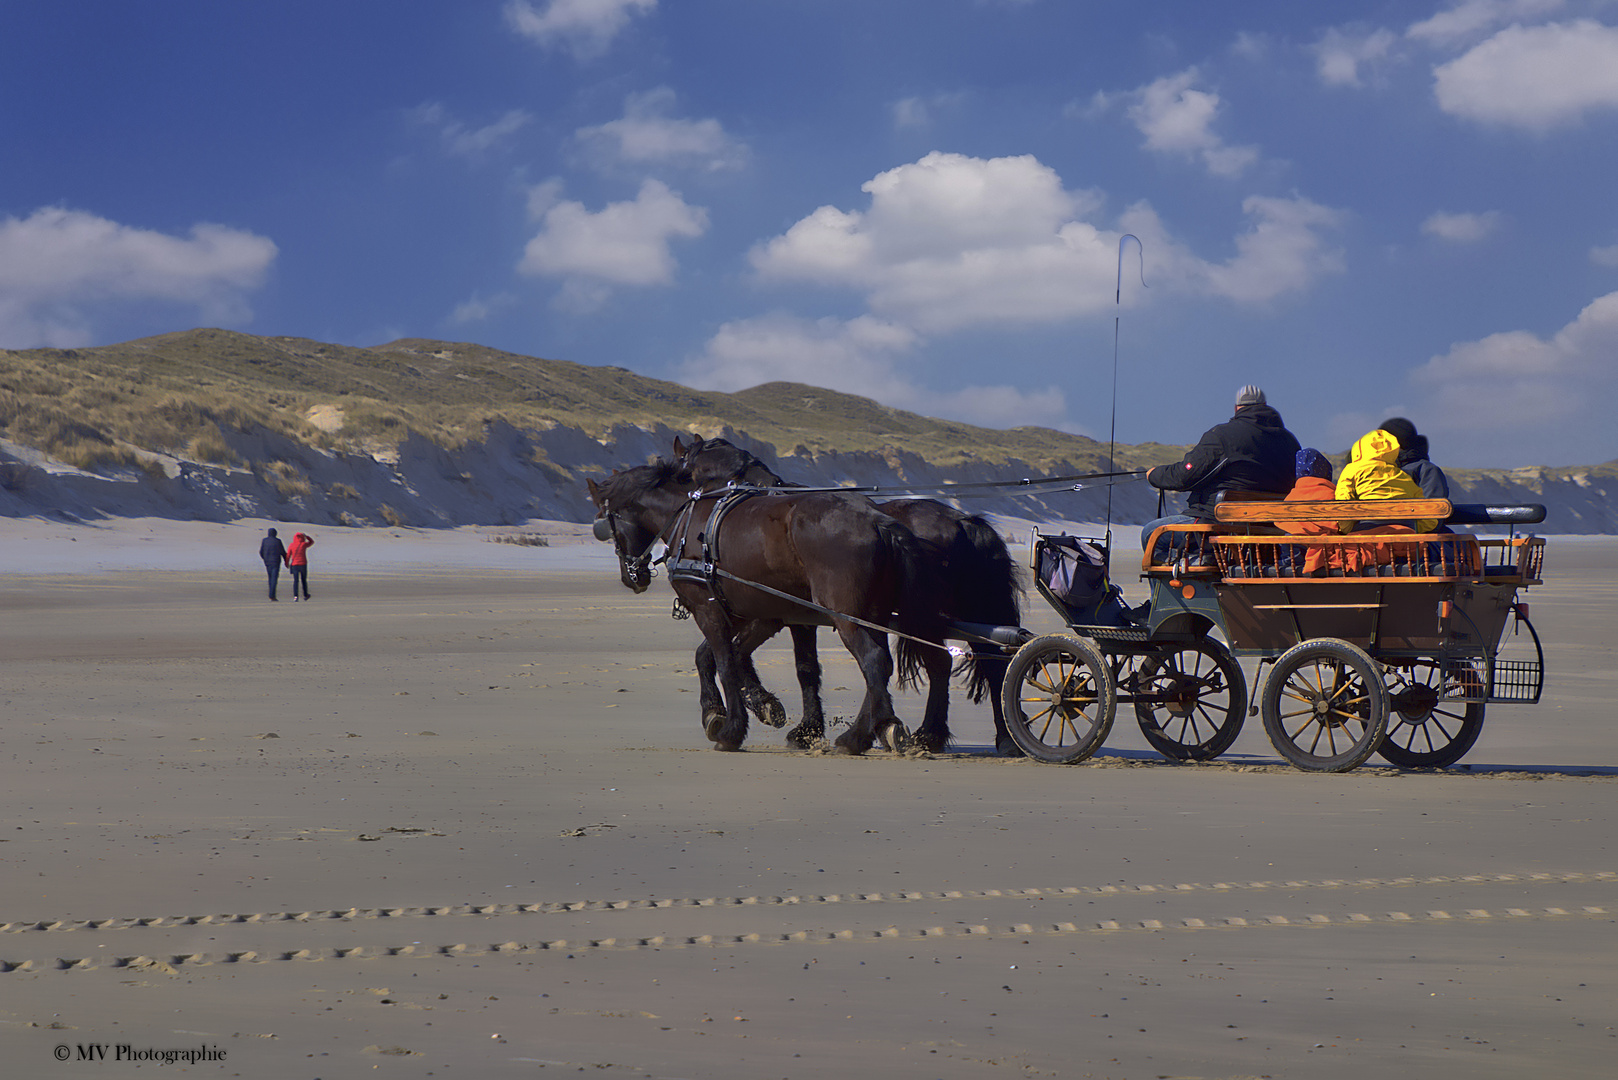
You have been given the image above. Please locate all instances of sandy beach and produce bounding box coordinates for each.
[1,518,1615,1079]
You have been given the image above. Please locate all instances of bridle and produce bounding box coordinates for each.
[593,503,660,591]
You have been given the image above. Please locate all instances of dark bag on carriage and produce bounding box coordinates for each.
[1038,535,1135,626]
[1038,536,1110,608]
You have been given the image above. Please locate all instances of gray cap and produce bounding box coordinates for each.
[1235,384,1266,407]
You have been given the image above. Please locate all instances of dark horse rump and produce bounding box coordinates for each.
[588,461,948,755]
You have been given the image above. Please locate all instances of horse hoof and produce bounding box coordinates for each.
[994,737,1025,758]
[831,735,871,756]
[760,698,787,729]
[703,712,726,743]
[712,741,743,752]
[878,722,908,752]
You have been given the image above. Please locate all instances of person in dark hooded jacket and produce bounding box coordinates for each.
[1378,417,1450,501]
[1140,385,1302,560]
[259,528,286,601]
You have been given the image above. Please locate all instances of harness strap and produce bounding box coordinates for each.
[661,483,949,652]
[705,565,950,653]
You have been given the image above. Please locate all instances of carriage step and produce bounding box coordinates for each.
[1077,624,1151,642]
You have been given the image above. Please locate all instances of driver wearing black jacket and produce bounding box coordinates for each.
[1140,385,1302,558]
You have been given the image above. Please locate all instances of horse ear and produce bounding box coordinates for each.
[672,436,686,456]
[586,478,600,498]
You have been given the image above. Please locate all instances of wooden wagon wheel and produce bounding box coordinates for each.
[1376,658,1486,768]
[1131,639,1247,761]
[1000,634,1116,764]
[1260,638,1388,772]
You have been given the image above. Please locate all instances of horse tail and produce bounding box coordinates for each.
[878,518,948,693]
[949,514,1025,703]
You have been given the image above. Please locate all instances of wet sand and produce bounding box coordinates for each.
[1,522,1615,1079]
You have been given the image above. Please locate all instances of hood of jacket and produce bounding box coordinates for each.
[1395,433,1429,468]
[1348,428,1401,467]
[1232,403,1290,433]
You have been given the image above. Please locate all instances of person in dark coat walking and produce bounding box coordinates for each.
[1140,385,1303,562]
[259,528,287,601]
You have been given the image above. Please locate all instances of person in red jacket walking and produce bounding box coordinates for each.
[285,531,314,601]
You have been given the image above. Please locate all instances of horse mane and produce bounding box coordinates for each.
[681,436,792,488]
[594,459,679,504]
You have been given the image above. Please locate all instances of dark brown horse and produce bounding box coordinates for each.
[672,436,1025,755]
[588,461,948,754]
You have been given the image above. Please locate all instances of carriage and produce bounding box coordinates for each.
[591,437,1548,770]
[984,496,1548,772]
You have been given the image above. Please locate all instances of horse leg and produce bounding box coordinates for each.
[732,620,788,729]
[909,642,954,754]
[697,623,787,735]
[978,647,1021,757]
[690,606,750,752]
[830,624,895,756]
[693,638,726,740]
[784,624,826,748]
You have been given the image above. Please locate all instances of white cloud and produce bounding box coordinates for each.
[893,97,931,128]
[1407,290,1618,458]
[1591,243,1618,267]
[751,152,1344,331]
[575,88,746,172]
[448,292,517,325]
[1407,0,1566,47]
[1433,19,1618,127]
[0,207,277,349]
[891,91,967,129]
[517,179,707,304]
[412,103,533,159]
[751,152,1115,332]
[1421,209,1503,242]
[1191,196,1347,304]
[1313,27,1399,87]
[1123,68,1260,176]
[680,312,1068,430]
[503,0,654,59]
[1231,32,1271,62]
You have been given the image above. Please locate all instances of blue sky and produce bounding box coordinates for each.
[3,1,1617,469]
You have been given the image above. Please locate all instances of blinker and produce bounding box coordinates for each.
[592,517,614,542]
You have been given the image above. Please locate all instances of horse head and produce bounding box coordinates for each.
[588,466,675,594]
[679,437,788,491]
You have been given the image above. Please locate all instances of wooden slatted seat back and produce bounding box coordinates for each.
[1213,498,1452,525]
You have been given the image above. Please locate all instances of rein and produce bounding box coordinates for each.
[694,467,1146,501]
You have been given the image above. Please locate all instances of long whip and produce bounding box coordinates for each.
[1107,234,1147,539]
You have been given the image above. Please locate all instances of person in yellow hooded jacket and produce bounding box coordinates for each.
[1335,428,1440,533]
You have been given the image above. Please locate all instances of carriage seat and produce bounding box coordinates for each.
[1212,497,1454,530]
[1139,490,1287,575]
[1208,498,1483,579]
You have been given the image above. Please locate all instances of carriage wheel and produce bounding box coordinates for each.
[1376,659,1486,769]
[1260,638,1388,772]
[1000,634,1116,764]
[1133,639,1247,761]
